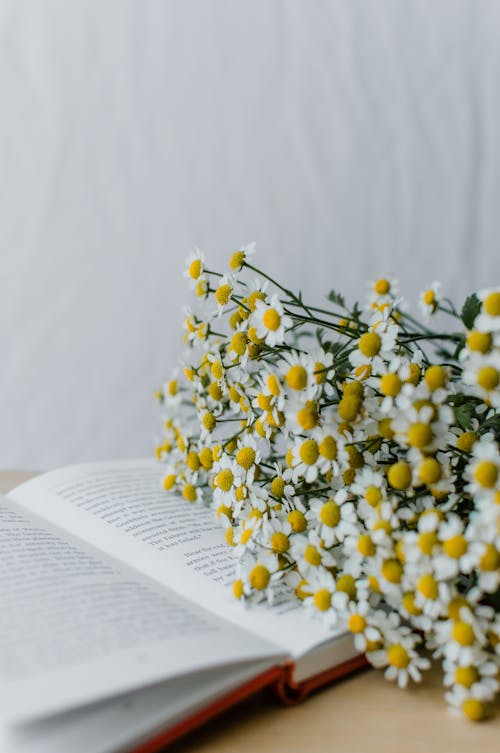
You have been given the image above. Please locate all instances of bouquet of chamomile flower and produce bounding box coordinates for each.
[155,243,500,720]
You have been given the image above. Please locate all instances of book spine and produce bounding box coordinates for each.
[274,654,369,705]
[128,665,283,753]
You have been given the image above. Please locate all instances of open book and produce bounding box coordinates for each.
[1,459,366,753]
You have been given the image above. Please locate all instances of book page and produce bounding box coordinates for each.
[0,495,281,724]
[9,460,347,658]
[1,660,274,753]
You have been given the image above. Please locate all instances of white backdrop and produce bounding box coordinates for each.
[2,0,500,469]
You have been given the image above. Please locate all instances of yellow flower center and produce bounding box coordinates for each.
[216,468,234,492]
[215,283,232,306]
[297,402,319,430]
[319,501,340,528]
[387,644,410,669]
[286,365,308,390]
[208,382,223,401]
[402,592,422,616]
[230,332,248,356]
[423,289,436,305]
[288,510,307,532]
[343,381,364,398]
[186,451,201,472]
[188,259,202,279]
[443,534,468,559]
[202,413,216,432]
[199,447,213,470]
[380,373,402,397]
[336,574,356,598]
[418,458,442,485]
[474,460,498,488]
[304,544,322,566]
[406,363,421,385]
[462,698,486,721]
[452,621,475,646]
[348,614,366,633]
[407,422,433,448]
[270,531,290,553]
[417,531,438,555]
[357,534,376,557]
[313,589,331,611]
[456,431,477,453]
[364,486,382,506]
[319,435,338,460]
[299,439,319,465]
[424,365,447,391]
[249,565,270,591]
[232,579,244,599]
[417,573,438,600]
[230,250,245,270]
[196,278,207,297]
[381,558,403,583]
[235,486,247,502]
[379,417,394,439]
[479,543,499,571]
[262,308,281,331]
[374,278,390,295]
[338,395,361,422]
[447,596,469,620]
[216,504,232,519]
[477,366,499,391]
[210,360,223,380]
[484,291,500,316]
[225,527,235,546]
[236,447,256,470]
[229,311,242,329]
[182,484,197,502]
[163,474,176,490]
[267,374,281,396]
[467,331,492,353]
[239,529,253,545]
[256,392,272,411]
[270,477,285,499]
[388,462,412,490]
[455,665,479,688]
[314,362,327,384]
[358,332,382,358]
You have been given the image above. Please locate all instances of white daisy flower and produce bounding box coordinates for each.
[212,454,246,504]
[370,632,430,688]
[236,550,282,604]
[433,515,476,579]
[303,569,344,627]
[462,352,500,408]
[289,436,322,484]
[345,598,383,651]
[476,287,500,332]
[443,654,499,701]
[229,241,256,271]
[279,351,321,399]
[307,492,358,547]
[251,294,292,347]
[366,277,399,311]
[290,530,336,577]
[418,282,442,319]
[349,313,398,372]
[184,248,205,284]
[465,437,500,498]
[214,273,235,316]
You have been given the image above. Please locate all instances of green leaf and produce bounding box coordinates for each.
[327,290,346,308]
[461,293,481,329]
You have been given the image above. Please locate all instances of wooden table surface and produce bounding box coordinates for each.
[2,471,499,753]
